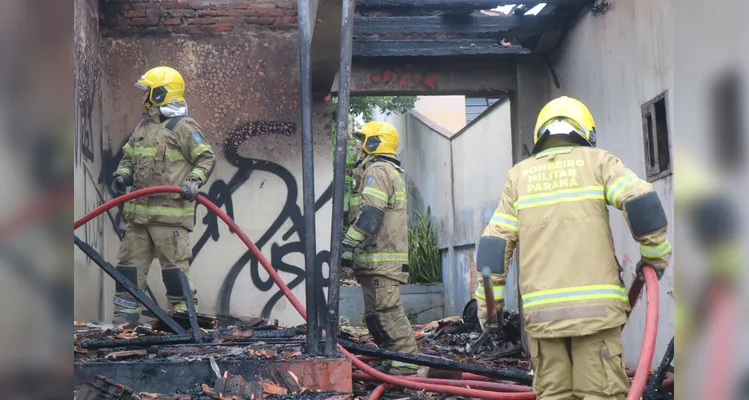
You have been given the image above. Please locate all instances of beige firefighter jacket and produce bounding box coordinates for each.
[483,142,671,338]
[114,113,216,231]
[344,155,409,283]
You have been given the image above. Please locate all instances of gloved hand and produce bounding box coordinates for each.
[180,178,201,201]
[111,174,130,196]
[636,259,665,281]
[341,244,354,269]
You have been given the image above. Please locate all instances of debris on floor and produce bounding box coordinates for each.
[75,307,531,399]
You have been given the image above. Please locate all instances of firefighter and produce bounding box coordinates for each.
[341,121,418,372]
[476,96,672,399]
[110,66,215,325]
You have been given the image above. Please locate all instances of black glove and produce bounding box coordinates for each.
[111,174,130,196]
[341,244,354,269]
[636,260,665,281]
[181,178,201,201]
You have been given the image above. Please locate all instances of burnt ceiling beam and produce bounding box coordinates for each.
[354,15,563,35]
[357,0,593,12]
[353,39,530,57]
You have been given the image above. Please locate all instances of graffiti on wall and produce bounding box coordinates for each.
[98,120,333,321]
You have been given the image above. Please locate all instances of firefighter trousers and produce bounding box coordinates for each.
[356,274,418,354]
[113,223,198,324]
[530,326,629,400]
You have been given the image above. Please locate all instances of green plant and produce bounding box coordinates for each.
[408,206,442,284]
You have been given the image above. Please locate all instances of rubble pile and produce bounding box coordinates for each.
[417,310,529,370]
[74,313,309,365]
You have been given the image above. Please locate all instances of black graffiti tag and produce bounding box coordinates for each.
[193,121,333,321]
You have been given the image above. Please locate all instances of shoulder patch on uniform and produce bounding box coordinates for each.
[192,132,203,144]
[365,176,374,185]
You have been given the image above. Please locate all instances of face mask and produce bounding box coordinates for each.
[160,101,188,118]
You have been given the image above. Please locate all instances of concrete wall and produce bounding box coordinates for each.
[75,0,109,323]
[340,283,444,325]
[74,1,338,328]
[546,0,675,368]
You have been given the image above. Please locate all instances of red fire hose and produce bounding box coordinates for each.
[74,186,660,400]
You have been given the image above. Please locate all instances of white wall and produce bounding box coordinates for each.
[548,0,675,368]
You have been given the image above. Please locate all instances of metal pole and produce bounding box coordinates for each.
[297,0,319,356]
[325,0,355,357]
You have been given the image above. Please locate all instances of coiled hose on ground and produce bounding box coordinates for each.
[74,186,660,400]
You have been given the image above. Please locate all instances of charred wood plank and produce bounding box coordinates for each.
[354,15,562,35]
[353,39,530,57]
[339,338,533,385]
[357,0,593,12]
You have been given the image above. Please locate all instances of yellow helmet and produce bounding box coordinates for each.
[135,66,185,109]
[354,120,399,156]
[532,96,596,154]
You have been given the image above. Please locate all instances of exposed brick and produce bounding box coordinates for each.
[247,2,277,10]
[166,9,198,18]
[284,10,298,16]
[162,18,183,25]
[146,9,168,18]
[233,10,260,16]
[131,3,162,10]
[215,17,245,25]
[122,10,147,18]
[172,25,206,34]
[244,17,275,25]
[187,17,216,25]
[208,24,236,32]
[161,1,190,9]
[189,2,216,10]
[219,3,250,10]
[197,10,229,16]
[130,17,159,25]
[255,9,284,17]
[276,17,297,25]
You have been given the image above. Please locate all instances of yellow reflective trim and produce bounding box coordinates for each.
[523,284,625,299]
[190,169,207,183]
[514,186,604,211]
[133,147,157,156]
[522,284,628,308]
[354,252,409,263]
[346,227,365,242]
[124,203,195,217]
[350,196,362,206]
[191,143,211,159]
[524,293,628,308]
[607,174,639,206]
[475,285,505,300]
[116,167,132,176]
[165,148,185,160]
[342,251,353,261]
[123,143,134,156]
[640,241,672,258]
[362,187,388,202]
[490,213,518,231]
